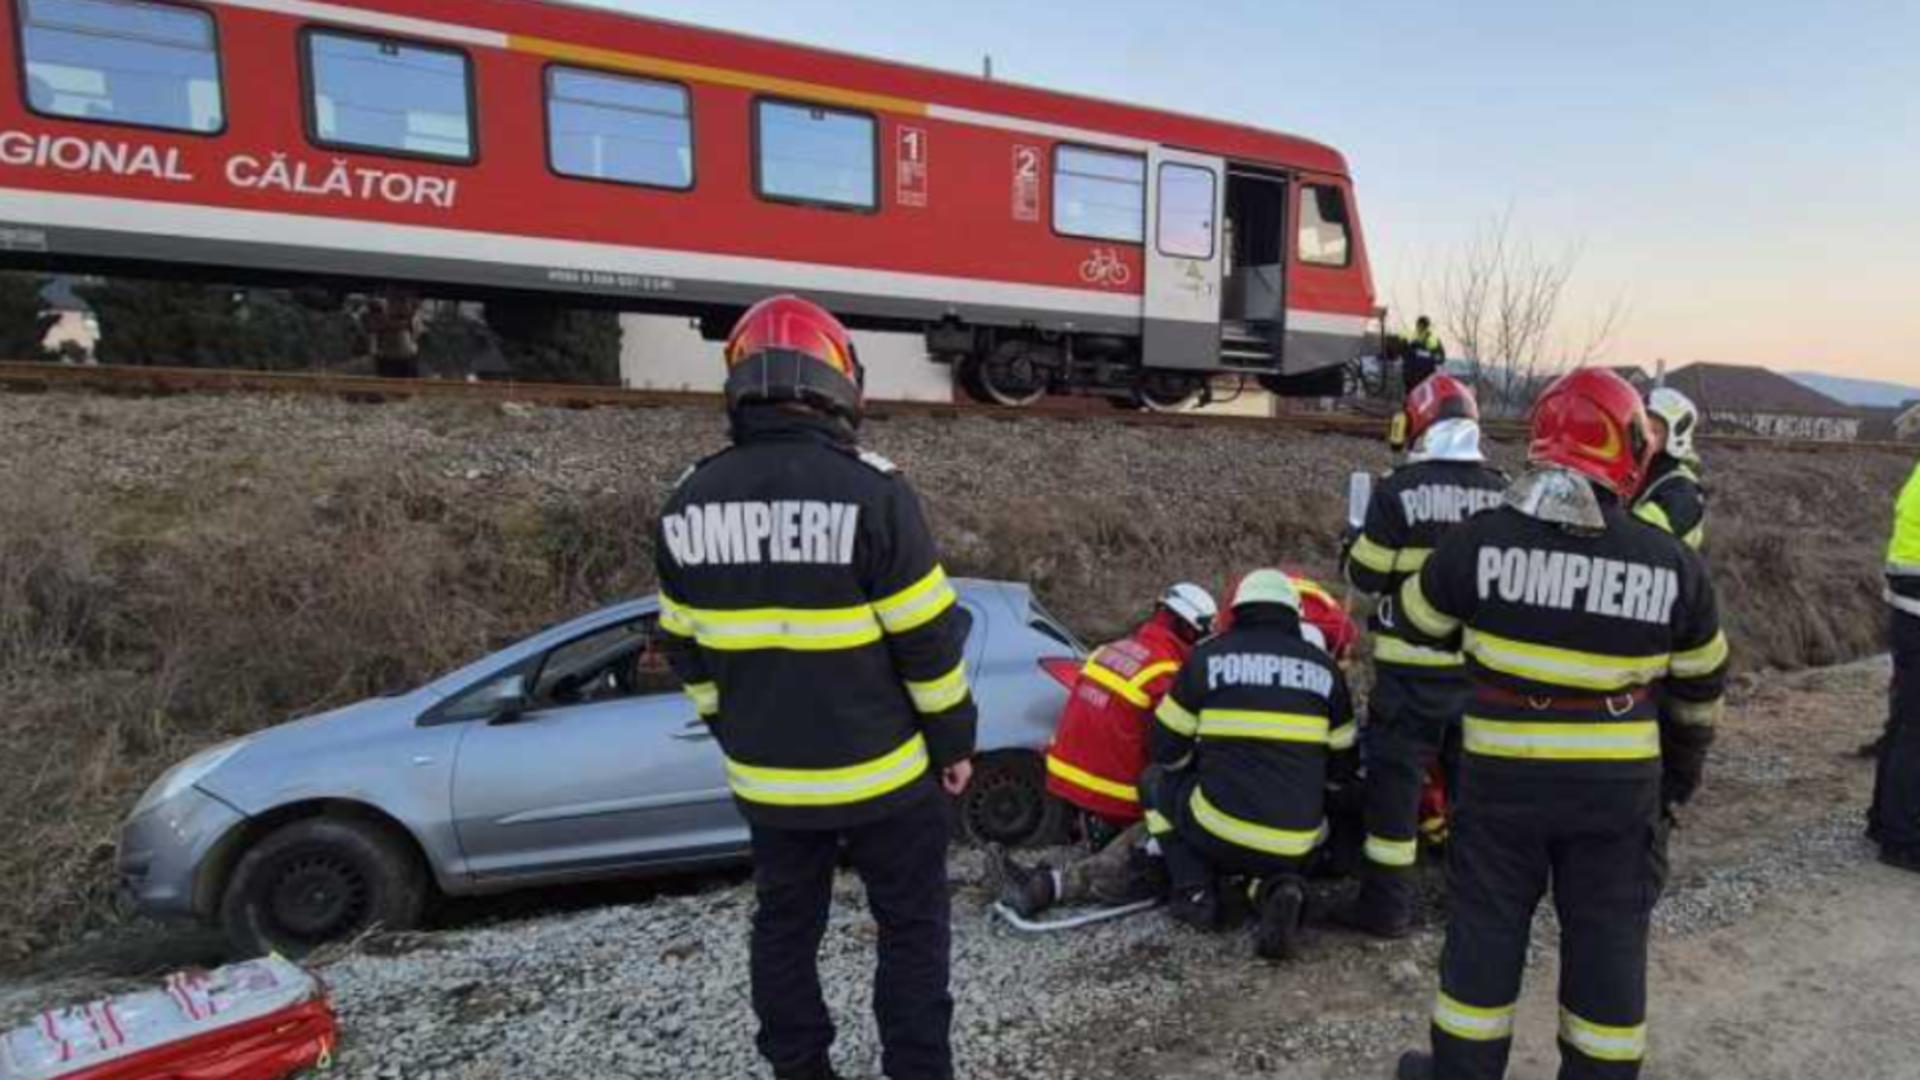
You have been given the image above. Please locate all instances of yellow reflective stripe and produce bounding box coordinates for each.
[683,680,718,718]
[1634,499,1674,534]
[1395,547,1432,572]
[1373,634,1464,667]
[677,603,882,652]
[1328,721,1358,751]
[1365,834,1419,868]
[1434,992,1516,1042]
[872,565,957,634]
[658,592,695,637]
[1198,709,1330,744]
[1084,656,1153,708]
[725,735,928,807]
[1682,524,1705,549]
[1045,754,1138,804]
[1669,697,1723,728]
[1559,1008,1647,1062]
[1401,576,1460,638]
[1188,787,1327,856]
[1349,533,1398,574]
[1464,629,1668,692]
[1670,631,1729,678]
[904,661,970,714]
[1156,697,1200,737]
[1144,808,1173,835]
[1464,718,1661,761]
[1129,660,1182,691]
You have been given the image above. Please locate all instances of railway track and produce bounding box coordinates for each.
[0,360,1907,455]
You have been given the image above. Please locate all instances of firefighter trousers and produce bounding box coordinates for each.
[1358,667,1470,918]
[1143,767,1309,895]
[1431,769,1667,1080]
[748,791,954,1080]
[1871,609,1920,852]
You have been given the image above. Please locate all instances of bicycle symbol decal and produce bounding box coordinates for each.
[1078,247,1132,288]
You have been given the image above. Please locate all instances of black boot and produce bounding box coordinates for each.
[986,844,1057,917]
[1167,879,1220,930]
[1880,845,1920,874]
[1252,877,1306,961]
[1394,1050,1433,1079]
[1330,876,1412,939]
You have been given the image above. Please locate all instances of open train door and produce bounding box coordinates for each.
[1138,147,1227,400]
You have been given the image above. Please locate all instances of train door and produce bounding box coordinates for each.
[1140,147,1226,372]
[1221,168,1290,369]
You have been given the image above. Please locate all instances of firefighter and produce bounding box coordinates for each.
[1390,368,1729,1080]
[1337,374,1506,938]
[1870,455,1920,872]
[654,295,976,1080]
[1633,387,1708,550]
[1143,569,1359,960]
[1042,583,1219,835]
[992,573,1357,920]
[1403,315,1446,392]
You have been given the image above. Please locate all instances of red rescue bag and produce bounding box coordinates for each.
[0,956,337,1080]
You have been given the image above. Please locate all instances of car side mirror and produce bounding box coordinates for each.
[482,675,530,726]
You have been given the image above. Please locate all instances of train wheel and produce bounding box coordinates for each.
[1133,370,1204,412]
[961,348,1048,408]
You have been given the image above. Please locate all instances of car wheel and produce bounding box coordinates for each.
[957,752,1070,847]
[219,816,427,957]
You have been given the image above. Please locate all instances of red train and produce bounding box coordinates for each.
[0,0,1378,406]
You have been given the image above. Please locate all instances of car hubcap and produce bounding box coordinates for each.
[269,854,369,941]
[967,768,1040,842]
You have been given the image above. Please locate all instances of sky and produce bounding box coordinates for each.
[591,0,1919,383]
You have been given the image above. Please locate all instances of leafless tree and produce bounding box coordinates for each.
[1403,208,1629,415]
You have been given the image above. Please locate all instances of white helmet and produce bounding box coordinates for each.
[1647,387,1701,463]
[1229,568,1301,612]
[1158,582,1218,636]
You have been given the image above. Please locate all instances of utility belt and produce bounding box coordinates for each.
[1474,684,1650,717]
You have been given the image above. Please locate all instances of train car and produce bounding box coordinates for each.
[0,0,1377,406]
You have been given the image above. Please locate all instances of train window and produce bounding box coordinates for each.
[19,0,223,134]
[304,30,473,162]
[1053,145,1144,244]
[1156,163,1216,260]
[1299,184,1351,267]
[753,99,876,210]
[546,67,692,190]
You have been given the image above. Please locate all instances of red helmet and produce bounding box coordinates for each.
[723,295,864,421]
[1527,367,1653,498]
[1390,373,1478,452]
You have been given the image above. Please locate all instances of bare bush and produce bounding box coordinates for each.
[1408,208,1628,413]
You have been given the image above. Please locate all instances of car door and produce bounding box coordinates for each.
[447,614,743,882]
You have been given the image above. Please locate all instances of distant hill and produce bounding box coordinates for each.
[1788,371,1920,408]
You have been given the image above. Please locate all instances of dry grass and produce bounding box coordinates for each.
[0,468,657,963]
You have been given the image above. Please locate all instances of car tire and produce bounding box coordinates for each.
[219,816,427,958]
[956,751,1071,847]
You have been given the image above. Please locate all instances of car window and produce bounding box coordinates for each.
[529,616,679,707]
[434,667,529,724]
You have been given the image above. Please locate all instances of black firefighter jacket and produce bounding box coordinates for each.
[654,407,977,830]
[1344,458,1507,674]
[1398,496,1729,786]
[1150,608,1358,861]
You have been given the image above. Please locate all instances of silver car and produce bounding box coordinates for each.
[118,580,1083,954]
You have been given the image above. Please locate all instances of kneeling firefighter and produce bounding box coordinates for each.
[1044,583,1219,835]
[1634,387,1708,551]
[992,572,1356,921]
[1144,569,1359,960]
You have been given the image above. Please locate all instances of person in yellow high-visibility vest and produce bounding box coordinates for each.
[1871,456,1920,872]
